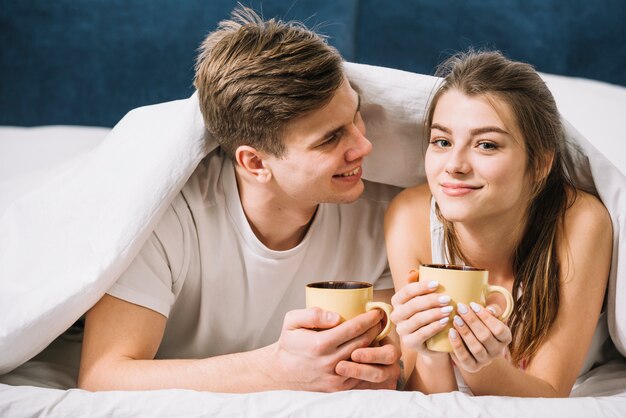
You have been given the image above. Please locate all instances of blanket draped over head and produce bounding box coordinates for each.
[0,63,624,374]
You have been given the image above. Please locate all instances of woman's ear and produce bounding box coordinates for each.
[235,145,272,183]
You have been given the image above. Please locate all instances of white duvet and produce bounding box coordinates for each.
[1,62,625,416]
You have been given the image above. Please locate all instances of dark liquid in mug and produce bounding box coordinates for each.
[421,264,485,271]
[307,281,371,290]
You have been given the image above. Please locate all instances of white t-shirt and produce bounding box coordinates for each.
[108,149,400,359]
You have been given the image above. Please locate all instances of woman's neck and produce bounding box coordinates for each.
[452,212,527,286]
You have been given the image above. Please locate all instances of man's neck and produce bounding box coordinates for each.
[234,169,318,251]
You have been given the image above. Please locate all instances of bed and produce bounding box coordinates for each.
[1,1,626,416]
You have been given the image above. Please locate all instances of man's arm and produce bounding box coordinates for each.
[79,294,392,392]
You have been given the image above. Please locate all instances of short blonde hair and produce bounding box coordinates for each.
[194,6,344,158]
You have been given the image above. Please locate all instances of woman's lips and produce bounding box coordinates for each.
[441,183,481,197]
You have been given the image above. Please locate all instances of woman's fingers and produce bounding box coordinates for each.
[472,302,512,345]
[391,279,439,306]
[449,302,513,372]
[394,306,449,336]
[399,314,450,350]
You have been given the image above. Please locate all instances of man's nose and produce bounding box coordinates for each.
[345,125,372,161]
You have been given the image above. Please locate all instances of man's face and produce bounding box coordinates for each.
[263,78,372,208]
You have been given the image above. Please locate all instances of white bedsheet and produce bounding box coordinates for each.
[1,333,625,416]
[1,341,625,418]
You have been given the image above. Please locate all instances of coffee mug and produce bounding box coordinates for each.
[305,281,392,341]
[419,264,514,352]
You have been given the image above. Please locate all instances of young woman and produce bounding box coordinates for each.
[385,51,612,397]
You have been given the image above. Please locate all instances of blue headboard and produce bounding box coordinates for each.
[2,0,625,127]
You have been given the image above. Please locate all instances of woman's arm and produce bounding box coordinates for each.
[458,192,612,397]
[384,184,457,393]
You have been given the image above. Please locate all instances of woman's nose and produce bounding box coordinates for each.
[444,149,470,174]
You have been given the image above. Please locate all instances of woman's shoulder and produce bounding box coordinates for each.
[386,183,432,217]
[384,183,433,272]
[560,189,613,276]
[564,190,612,233]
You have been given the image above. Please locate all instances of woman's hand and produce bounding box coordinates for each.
[390,270,453,356]
[449,302,512,373]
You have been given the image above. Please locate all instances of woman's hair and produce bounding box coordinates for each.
[194,6,344,159]
[425,50,577,364]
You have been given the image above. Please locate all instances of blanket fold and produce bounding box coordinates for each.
[0,93,214,373]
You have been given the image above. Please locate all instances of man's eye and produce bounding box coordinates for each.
[321,132,341,146]
[429,138,451,148]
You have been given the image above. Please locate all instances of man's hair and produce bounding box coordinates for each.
[425,50,577,366]
[194,6,344,159]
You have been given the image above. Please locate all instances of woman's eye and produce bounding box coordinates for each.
[477,141,498,150]
[430,138,451,148]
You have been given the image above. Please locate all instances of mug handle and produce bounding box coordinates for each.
[485,285,514,321]
[365,301,393,341]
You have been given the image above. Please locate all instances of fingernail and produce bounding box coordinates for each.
[487,306,497,315]
[449,328,458,339]
[470,302,482,313]
[336,363,346,374]
[454,315,464,327]
[428,280,439,289]
[438,295,451,304]
[439,317,450,325]
[326,312,339,322]
[440,306,453,314]
[457,303,469,314]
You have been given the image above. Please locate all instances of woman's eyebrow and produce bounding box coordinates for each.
[430,123,451,133]
[470,126,510,136]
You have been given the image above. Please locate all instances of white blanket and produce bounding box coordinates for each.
[0,62,625,377]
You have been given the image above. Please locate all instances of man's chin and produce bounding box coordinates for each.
[329,182,364,204]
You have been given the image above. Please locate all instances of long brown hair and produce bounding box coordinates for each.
[194,6,344,159]
[425,51,577,364]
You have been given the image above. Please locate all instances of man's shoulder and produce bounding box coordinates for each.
[180,147,228,207]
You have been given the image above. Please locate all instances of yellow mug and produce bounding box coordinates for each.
[305,281,392,341]
[419,264,514,352]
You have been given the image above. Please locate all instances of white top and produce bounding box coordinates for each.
[108,149,399,359]
[429,198,613,394]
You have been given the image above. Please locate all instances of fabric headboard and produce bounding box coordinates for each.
[1,0,625,127]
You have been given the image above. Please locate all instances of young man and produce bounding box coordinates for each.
[78,7,401,393]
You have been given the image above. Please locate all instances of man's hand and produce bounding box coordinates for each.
[335,334,401,389]
[270,307,386,392]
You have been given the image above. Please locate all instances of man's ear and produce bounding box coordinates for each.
[235,145,272,183]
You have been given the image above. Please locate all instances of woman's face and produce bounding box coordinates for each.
[425,89,532,225]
